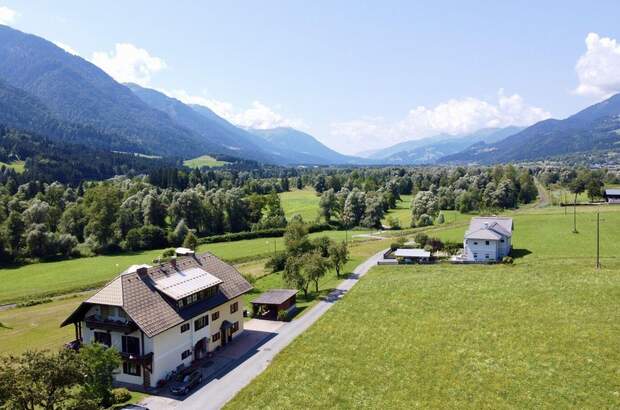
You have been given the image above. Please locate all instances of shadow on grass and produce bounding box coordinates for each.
[0,322,12,330]
[510,248,532,259]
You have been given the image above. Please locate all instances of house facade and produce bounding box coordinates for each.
[604,189,620,204]
[463,217,513,262]
[61,250,252,388]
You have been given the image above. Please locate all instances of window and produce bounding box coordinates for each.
[94,331,111,347]
[473,253,478,258]
[123,362,141,376]
[473,241,478,245]
[485,254,490,259]
[178,286,219,309]
[211,311,219,321]
[500,239,505,243]
[232,321,240,333]
[121,336,140,355]
[212,333,220,342]
[230,302,239,314]
[485,240,490,245]
[194,315,208,331]
[100,305,113,318]
[181,349,192,360]
[180,323,190,333]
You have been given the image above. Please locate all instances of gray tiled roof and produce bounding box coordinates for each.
[62,252,252,337]
[465,217,513,241]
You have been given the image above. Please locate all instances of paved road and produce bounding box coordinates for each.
[141,248,387,410]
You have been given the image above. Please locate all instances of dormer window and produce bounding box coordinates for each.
[177,285,218,309]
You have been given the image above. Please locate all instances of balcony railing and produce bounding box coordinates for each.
[85,315,139,334]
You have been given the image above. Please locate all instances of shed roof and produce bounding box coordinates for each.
[394,248,431,258]
[251,289,298,305]
[605,189,620,196]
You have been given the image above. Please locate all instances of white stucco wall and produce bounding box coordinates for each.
[464,237,511,261]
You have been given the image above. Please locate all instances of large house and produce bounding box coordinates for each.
[604,189,620,204]
[463,217,513,262]
[61,250,252,388]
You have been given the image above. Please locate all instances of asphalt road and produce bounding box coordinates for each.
[141,248,387,410]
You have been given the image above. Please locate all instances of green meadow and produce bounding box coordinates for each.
[279,188,321,222]
[226,205,620,409]
[183,155,229,168]
[0,160,25,173]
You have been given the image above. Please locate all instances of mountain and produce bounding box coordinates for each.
[126,83,280,163]
[442,94,620,164]
[0,25,228,158]
[366,127,523,164]
[247,127,369,164]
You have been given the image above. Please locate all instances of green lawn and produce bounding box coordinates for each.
[0,229,372,305]
[381,194,412,227]
[183,155,229,168]
[0,160,25,173]
[225,206,620,409]
[279,188,321,222]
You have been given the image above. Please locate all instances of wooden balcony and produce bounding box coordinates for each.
[85,315,138,334]
[120,351,154,373]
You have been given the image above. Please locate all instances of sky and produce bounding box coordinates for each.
[1,1,620,155]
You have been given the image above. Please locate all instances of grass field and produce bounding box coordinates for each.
[0,237,390,356]
[0,229,372,305]
[0,160,25,173]
[225,205,620,409]
[279,188,321,222]
[183,155,229,168]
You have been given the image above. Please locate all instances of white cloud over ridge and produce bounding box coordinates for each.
[53,41,78,56]
[575,32,620,98]
[330,90,550,154]
[0,5,17,25]
[91,43,166,86]
[168,89,305,130]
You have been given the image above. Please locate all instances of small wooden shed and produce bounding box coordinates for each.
[251,289,298,321]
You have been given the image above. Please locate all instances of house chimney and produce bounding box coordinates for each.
[136,266,148,277]
[170,257,177,269]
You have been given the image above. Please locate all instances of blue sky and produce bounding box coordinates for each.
[1,1,620,154]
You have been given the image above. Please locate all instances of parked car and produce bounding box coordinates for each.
[169,369,203,395]
[117,405,149,410]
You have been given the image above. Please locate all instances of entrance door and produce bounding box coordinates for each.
[221,329,228,346]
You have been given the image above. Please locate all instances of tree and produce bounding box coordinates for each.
[283,216,311,255]
[342,188,366,227]
[142,194,166,227]
[304,251,331,293]
[361,193,384,228]
[182,230,199,250]
[329,241,349,277]
[77,343,122,408]
[169,219,189,246]
[319,189,338,221]
[0,349,82,410]
[4,211,25,257]
[314,175,327,194]
[411,191,438,227]
[282,255,309,297]
[83,184,122,252]
[59,204,86,242]
[312,236,333,258]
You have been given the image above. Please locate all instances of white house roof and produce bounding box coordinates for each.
[175,247,195,255]
[394,248,431,258]
[153,266,223,300]
[465,217,513,240]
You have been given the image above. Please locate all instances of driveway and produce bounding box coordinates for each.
[140,249,387,410]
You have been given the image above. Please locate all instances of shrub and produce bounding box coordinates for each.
[437,213,445,224]
[277,309,288,321]
[416,214,434,227]
[427,237,444,252]
[17,298,52,308]
[390,242,401,251]
[162,248,175,257]
[443,241,462,255]
[502,256,514,264]
[111,387,132,404]
[265,251,287,273]
[386,215,401,230]
[414,233,429,247]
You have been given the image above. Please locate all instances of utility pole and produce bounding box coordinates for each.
[596,210,600,269]
[572,195,578,233]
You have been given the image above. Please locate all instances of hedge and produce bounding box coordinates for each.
[196,223,338,245]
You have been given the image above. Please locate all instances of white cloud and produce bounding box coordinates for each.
[0,5,17,25]
[53,41,78,56]
[167,89,305,130]
[574,32,620,98]
[330,90,550,154]
[91,43,166,86]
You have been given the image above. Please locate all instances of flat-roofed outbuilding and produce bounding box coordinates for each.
[251,289,298,321]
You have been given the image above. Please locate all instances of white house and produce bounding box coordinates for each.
[463,217,513,262]
[61,250,252,388]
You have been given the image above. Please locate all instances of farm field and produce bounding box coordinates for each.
[183,155,229,168]
[225,206,620,409]
[0,228,372,305]
[279,188,321,222]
